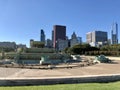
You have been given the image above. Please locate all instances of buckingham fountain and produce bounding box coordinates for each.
[0,41,109,69]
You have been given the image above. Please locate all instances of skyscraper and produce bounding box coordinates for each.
[70,32,78,47]
[86,32,92,43]
[86,31,108,43]
[40,29,45,43]
[70,32,82,47]
[52,30,54,47]
[111,22,118,44]
[86,31,108,47]
[71,32,77,39]
[53,25,66,48]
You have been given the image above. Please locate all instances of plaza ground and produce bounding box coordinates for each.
[0,56,120,79]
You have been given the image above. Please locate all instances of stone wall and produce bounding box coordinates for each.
[0,74,120,86]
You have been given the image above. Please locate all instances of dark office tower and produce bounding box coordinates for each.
[53,25,66,48]
[111,22,118,44]
[52,30,54,47]
[40,29,45,42]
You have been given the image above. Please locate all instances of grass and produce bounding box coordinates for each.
[0,81,120,90]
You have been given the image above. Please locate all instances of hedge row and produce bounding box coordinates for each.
[85,51,120,56]
[25,48,55,53]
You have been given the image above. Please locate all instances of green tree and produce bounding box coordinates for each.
[64,44,99,55]
[31,41,45,48]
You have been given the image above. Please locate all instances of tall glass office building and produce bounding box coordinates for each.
[111,22,118,44]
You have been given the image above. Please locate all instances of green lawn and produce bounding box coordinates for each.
[0,81,120,90]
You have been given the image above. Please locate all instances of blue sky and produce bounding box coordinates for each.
[0,0,120,47]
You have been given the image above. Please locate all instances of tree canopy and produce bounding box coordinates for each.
[31,41,45,48]
[64,44,99,54]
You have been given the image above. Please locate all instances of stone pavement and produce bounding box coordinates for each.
[0,60,120,79]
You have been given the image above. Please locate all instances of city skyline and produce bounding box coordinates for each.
[0,0,120,47]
